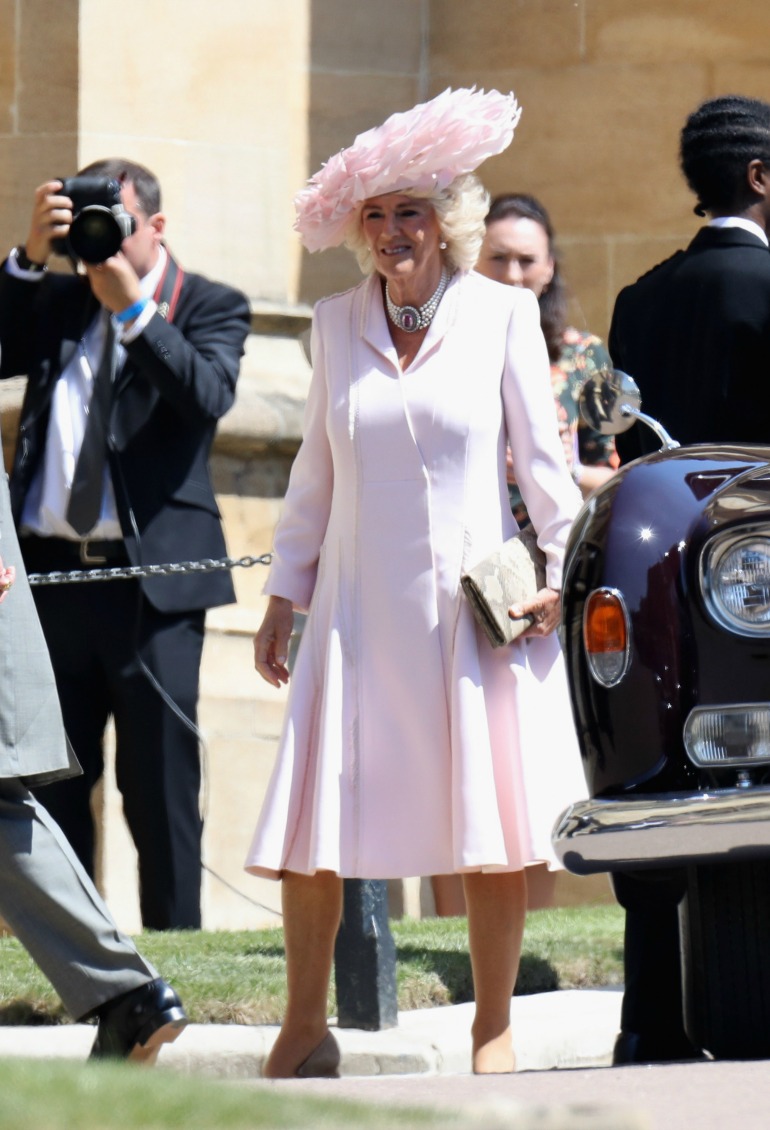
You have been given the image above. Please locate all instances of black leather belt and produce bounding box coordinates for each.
[20,535,130,568]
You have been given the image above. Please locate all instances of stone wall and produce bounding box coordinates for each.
[0,0,310,304]
[4,1,770,331]
[299,0,770,342]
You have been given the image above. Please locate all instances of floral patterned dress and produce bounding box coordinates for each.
[509,327,617,523]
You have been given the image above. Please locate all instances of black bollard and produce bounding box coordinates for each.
[334,878,398,1030]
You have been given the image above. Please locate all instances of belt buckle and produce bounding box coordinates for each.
[80,539,107,565]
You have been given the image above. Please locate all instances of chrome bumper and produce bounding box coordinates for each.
[552,786,770,875]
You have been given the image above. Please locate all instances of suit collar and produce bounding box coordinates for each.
[56,286,99,379]
[689,225,770,253]
[707,216,768,245]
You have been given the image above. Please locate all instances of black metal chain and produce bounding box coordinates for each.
[27,553,272,586]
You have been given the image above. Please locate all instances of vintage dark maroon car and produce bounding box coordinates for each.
[553,370,770,1059]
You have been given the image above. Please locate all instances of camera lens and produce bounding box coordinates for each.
[68,205,124,264]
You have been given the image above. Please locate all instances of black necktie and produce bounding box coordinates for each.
[66,313,116,536]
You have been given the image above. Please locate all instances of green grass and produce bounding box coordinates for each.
[0,1060,449,1130]
[0,905,624,1027]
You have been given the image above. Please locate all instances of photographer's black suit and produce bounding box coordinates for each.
[608,223,770,1059]
[0,263,251,929]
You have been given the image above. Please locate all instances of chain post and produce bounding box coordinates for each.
[334,878,398,1031]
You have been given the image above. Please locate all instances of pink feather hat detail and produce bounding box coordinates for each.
[293,86,522,253]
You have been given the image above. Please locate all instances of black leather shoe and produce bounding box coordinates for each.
[612,1029,708,1066]
[89,978,188,1064]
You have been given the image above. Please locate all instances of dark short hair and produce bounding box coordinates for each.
[77,157,161,216]
[680,95,770,215]
[485,193,567,362]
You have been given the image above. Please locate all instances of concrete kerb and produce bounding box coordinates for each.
[0,989,622,1079]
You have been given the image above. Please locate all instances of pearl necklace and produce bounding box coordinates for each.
[385,268,449,334]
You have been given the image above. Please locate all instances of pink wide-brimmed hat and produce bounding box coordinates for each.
[294,86,521,253]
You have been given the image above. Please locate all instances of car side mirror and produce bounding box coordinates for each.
[579,368,680,450]
[579,369,641,435]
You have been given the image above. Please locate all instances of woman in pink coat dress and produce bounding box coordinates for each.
[246,88,585,1078]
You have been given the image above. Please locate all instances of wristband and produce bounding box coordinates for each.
[15,246,47,273]
[114,297,148,325]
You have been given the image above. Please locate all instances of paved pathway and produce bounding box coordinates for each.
[265,1060,770,1130]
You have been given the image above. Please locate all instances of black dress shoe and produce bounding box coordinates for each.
[89,978,188,1064]
[612,1029,708,1066]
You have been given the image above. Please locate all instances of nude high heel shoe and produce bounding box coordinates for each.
[295,1031,341,1078]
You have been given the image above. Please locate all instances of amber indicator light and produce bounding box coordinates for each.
[584,590,627,653]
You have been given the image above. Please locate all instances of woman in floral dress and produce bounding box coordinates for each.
[476,193,618,525]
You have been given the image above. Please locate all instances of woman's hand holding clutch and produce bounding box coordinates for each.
[509,586,561,639]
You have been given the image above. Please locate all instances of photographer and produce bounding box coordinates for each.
[0,159,251,930]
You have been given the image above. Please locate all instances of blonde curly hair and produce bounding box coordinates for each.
[344,173,489,275]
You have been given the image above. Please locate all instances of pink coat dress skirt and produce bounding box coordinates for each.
[245,271,586,880]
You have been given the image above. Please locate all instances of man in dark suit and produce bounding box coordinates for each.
[0,158,251,930]
[608,94,770,1063]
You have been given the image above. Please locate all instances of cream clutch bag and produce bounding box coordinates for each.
[460,527,547,648]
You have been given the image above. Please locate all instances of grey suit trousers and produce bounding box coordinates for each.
[0,777,156,1020]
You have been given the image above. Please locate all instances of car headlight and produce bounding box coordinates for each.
[702,531,770,635]
[685,704,770,767]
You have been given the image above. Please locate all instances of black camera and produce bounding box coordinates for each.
[52,176,136,264]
